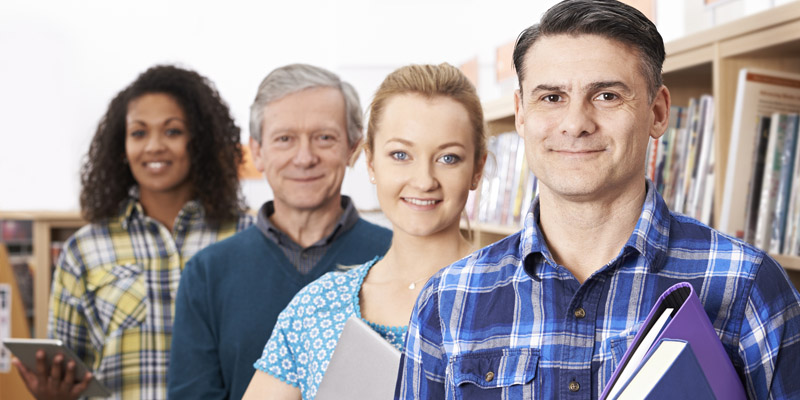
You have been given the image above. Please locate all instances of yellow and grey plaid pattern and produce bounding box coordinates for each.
[48,198,253,399]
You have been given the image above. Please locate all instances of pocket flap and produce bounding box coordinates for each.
[451,348,539,389]
[86,263,143,292]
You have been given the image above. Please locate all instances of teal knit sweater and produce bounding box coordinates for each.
[168,220,392,400]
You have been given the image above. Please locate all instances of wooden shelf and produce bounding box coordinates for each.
[0,211,84,338]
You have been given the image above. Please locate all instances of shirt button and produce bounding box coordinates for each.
[485,371,494,382]
[574,307,586,319]
[569,381,580,392]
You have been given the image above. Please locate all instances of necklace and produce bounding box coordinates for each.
[408,274,432,290]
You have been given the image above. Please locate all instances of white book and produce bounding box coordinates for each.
[606,307,675,400]
[720,68,800,238]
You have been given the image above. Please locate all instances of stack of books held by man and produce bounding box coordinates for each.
[600,282,745,400]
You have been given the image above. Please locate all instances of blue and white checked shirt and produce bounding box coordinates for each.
[398,182,800,399]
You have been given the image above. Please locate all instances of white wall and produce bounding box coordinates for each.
[0,0,791,212]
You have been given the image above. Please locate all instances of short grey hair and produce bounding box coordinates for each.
[249,63,363,148]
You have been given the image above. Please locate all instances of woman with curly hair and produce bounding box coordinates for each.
[13,65,254,400]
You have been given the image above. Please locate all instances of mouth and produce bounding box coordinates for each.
[403,197,441,207]
[289,175,323,183]
[143,161,171,172]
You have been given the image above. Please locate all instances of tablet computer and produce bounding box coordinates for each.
[2,338,112,398]
[316,316,402,399]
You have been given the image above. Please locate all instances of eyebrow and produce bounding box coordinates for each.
[385,138,467,150]
[528,80,632,97]
[127,117,185,126]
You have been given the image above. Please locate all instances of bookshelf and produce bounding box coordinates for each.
[0,211,84,339]
[471,2,800,286]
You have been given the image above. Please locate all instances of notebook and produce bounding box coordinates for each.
[315,316,402,399]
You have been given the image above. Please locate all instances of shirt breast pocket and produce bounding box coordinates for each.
[86,263,148,334]
[449,348,540,400]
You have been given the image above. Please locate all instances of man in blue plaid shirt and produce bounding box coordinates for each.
[397,0,800,399]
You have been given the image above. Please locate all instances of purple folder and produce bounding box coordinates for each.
[600,282,746,399]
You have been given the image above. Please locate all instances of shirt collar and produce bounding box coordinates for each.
[520,180,671,280]
[119,186,204,230]
[256,195,359,248]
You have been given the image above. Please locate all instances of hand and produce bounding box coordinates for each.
[12,349,92,400]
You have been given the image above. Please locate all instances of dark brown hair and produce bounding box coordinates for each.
[513,0,665,102]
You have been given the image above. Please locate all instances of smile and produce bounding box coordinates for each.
[403,198,440,206]
[144,161,170,171]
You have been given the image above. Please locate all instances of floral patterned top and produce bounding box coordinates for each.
[253,257,407,400]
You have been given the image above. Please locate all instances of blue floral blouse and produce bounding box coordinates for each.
[253,257,407,399]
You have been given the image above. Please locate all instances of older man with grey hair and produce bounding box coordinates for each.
[168,64,392,400]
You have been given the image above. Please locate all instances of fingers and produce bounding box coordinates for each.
[70,371,93,398]
[49,353,65,392]
[34,349,49,377]
[12,356,38,388]
[60,360,77,393]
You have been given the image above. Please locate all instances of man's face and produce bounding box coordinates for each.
[250,87,354,213]
[514,34,669,202]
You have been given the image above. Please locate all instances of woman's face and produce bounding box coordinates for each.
[368,94,480,238]
[125,93,192,201]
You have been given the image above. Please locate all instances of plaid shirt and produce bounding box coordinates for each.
[48,197,253,399]
[398,182,800,399]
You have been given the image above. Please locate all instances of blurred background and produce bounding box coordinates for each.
[1,0,793,212]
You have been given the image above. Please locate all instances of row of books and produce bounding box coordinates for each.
[742,113,800,254]
[465,131,538,227]
[719,68,800,251]
[646,96,716,226]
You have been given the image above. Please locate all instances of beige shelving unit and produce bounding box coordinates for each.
[0,211,84,338]
[472,2,800,286]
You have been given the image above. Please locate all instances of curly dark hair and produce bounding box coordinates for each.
[80,65,245,224]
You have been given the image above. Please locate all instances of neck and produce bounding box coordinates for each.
[538,180,646,283]
[138,189,193,232]
[269,197,344,248]
[378,223,474,284]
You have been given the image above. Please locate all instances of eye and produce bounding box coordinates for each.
[594,92,618,101]
[438,154,461,165]
[542,94,562,103]
[275,135,291,143]
[390,151,409,161]
[129,130,145,138]
[165,128,183,137]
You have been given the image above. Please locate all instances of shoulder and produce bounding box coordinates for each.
[58,219,122,274]
[189,226,264,262]
[667,213,766,274]
[350,218,392,242]
[182,226,266,276]
[281,261,369,316]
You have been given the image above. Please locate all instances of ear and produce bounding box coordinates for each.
[471,153,488,190]
[249,137,266,173]
[649,85,671,140]
[365,147,376,182]
[514,89,525,139]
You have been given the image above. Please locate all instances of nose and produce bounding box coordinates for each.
[410,161,440,192]
[292,137,319,168]
[558,99,596,138]
[144,131,166,152]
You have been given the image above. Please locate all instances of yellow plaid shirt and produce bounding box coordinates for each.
[48,198,253,399]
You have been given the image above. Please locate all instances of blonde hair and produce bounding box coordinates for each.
[365,63,487,167]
